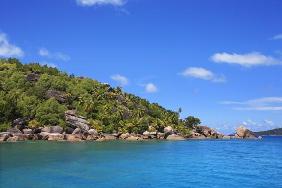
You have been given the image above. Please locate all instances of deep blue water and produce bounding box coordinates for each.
[1,137,282,188]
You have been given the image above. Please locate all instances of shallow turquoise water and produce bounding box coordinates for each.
[1,137,282,188]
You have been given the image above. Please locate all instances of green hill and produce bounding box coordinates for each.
[254,128,282,136]
[0,58,198,136]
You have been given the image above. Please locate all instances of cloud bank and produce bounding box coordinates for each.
[38,48,70,61]
[111,74,129,86]
[211,52,281,67]
[76,0,125,6]
[145,83,158,93]
[0,32,24,57]
[221,97,282,111]
[181,67,225,83]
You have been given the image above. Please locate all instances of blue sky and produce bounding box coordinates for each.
[0,0,282,133]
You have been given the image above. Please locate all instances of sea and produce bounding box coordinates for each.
[1,136,282,188]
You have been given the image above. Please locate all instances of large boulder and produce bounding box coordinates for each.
[47,133,64,141]
[164,126,174,134]
[119,133,130,139]
[0,132,11,142]
[88,129,98,136]
[166,134,186,141]
[195,126,223,138]
[26,72,40,82]
[6,134,26,142]
[235,126,257,139]
[72,128,81,135]
[46,90,67,103]
[103,134,117,140]
[38,132,50,140]
[65,127,74,134]
[22,129,33,134]
[65,134,82,142]
[126,135,143,141]
[7,128,22,134]
[12,118,27,130]
[41,126,63,134]
[65,110,90,132]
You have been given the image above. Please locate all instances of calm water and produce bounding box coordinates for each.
[1,137,282,188]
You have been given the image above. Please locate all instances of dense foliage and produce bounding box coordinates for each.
[0,58,200,134]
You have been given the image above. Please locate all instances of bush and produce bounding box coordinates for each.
[35,98,66,126]
[28,119,41,129]
[0,122,11,132]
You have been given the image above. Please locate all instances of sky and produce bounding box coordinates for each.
[0,0,282,133]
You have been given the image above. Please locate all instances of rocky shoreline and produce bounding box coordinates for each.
[0,110,259,143]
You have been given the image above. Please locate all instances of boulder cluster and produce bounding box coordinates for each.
[0,111,186,142]
[0,111,259,143]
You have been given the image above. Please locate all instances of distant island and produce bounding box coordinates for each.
[0,58,258,142]
[254,128,282,136]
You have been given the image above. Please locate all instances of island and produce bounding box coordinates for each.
[0,58,259,142]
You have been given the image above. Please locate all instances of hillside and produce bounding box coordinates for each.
[0,58,198,136]
[254,128,282,136]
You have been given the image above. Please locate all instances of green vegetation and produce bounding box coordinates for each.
[0,58,201,135]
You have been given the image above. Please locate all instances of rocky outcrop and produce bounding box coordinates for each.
[13,118,28,130]
[41,126,63,134]
[164,126,174,134]
[65,110,90,132]
[235,126,257,139]
[47,133,64,141]
[46,90,67,103]
[0,132,11,142]
[22,129,33,134]
[7,128,22,134]
[166,134,186,141]
[26,72,40,82]
[126,135,143,141]
[119,133,130,139]
[65,134,83,142]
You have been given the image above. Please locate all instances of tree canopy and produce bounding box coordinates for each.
[0,58,200,135]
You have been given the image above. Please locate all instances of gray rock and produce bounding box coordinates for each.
[88,129,98,135]
[7,128,22,134]
[119,133,130,139]
[12,118,27,130]
[47,133,64,141]
[0,132,11,142]
[126,135,143,141]
[166,134,186,141]
[39,132,50,140]
[65,110,90,131]
[65,134,82,142]
[41,126,51,133]
[65,127,74,134]
[72,128,81,135]
[164,126,173,134]
[22,129,33,134]
[46,90,67,103]
[235,126,257,138]
[50,126,63,134]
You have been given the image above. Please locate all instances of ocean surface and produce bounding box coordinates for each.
[1,136,282,188]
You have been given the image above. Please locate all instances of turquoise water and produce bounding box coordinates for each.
[1,137,282,188]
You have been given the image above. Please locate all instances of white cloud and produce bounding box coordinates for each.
[181,67,226,83]
[111,74,128,86]
[264,119,274,126]
[76,0,125,6]
[211,52,282,67]
[0,32,24,57]
[38,48,70,61]
[221,97,282,111]
[272,34,282,40]
[145,83,158,93]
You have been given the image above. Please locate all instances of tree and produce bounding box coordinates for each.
[35,98,66,126]
[184,116,201,129]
